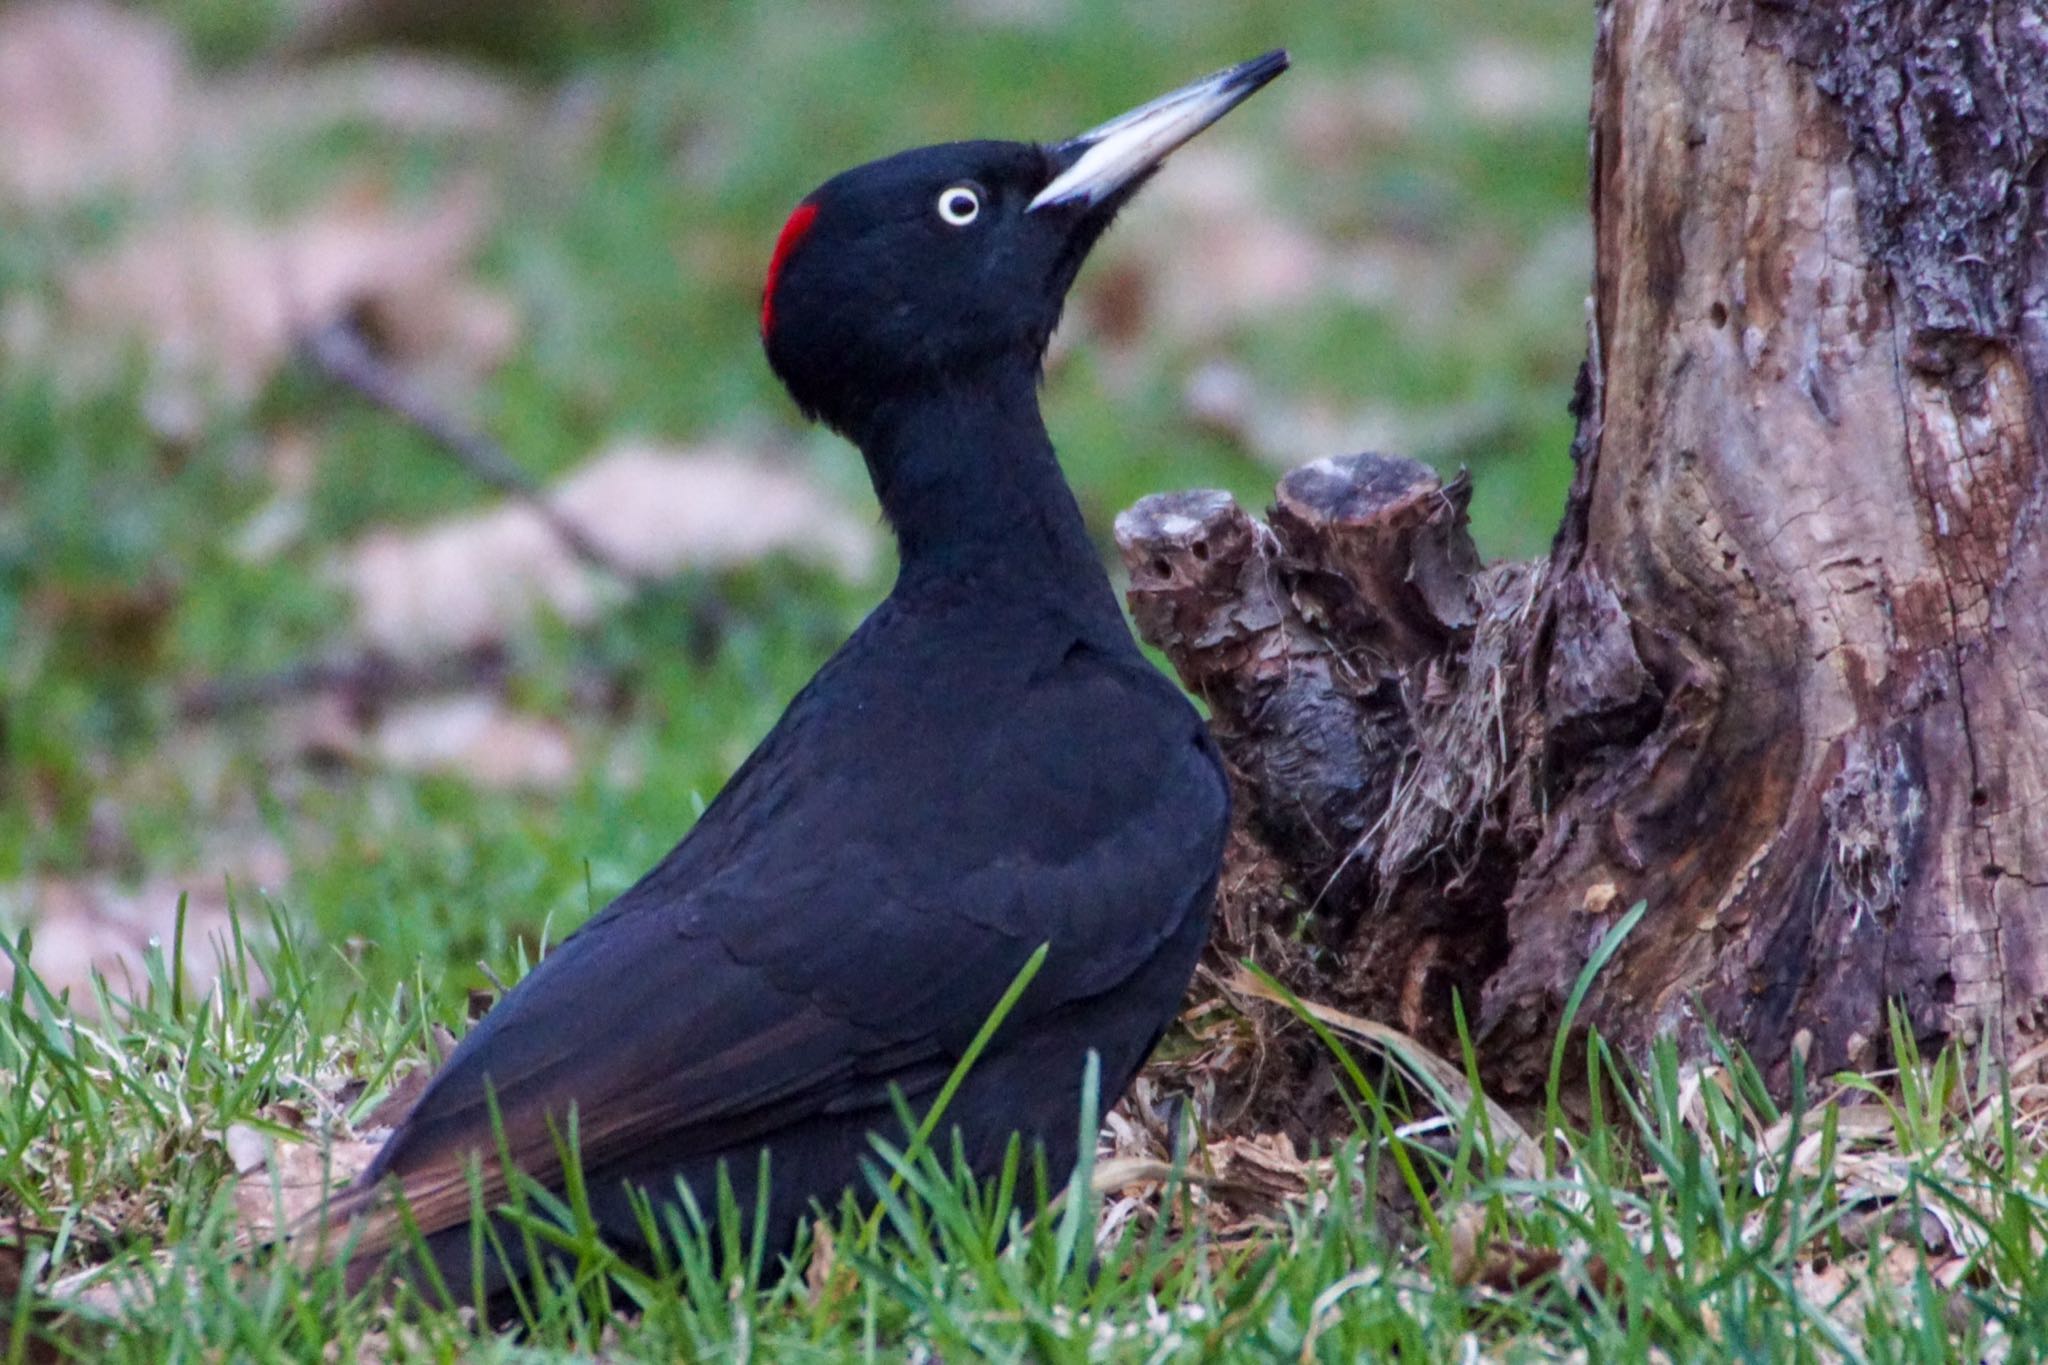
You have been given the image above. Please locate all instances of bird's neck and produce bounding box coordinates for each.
[852,366,1123,618]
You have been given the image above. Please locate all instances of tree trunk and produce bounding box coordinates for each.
[1119,0,2048,1104]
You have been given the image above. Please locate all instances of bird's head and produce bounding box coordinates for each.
[761,51,1288,437]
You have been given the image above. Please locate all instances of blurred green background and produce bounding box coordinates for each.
[0,0,1590,1019]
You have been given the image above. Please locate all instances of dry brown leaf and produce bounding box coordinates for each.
[1182,359,1511,469]
[1195,1131,1320,1225]
[370,694,578,790]
[1763,1104,1897,1184]
[551,443,873,581]
[199,55,526,148]
[1,5,528,214]
[233,1131,384,1245]
[340,442,877,657]
[1279,69,1429,169]
[1453,43,1586,128]
[1230,968,1544,1179]
[803,1216,840,1302]
[44,1258,169,1320]
[0,1,188,209]
[62,184,510,407]
[0,847,284,1012]
[224,1123,271,1176]
[1448,1205,1566,1293]
[1091,1157,1182,1195]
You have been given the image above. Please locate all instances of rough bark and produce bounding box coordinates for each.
[1119,0,2048,1099]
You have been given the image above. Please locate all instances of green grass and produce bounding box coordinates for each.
[3,907,2037,1359]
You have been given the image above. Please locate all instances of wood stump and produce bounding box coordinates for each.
[1119,0,2048,1100]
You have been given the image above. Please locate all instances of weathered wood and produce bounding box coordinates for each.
[1121,456,1512,1043]
[1121,0,2048,1098]
[1493,0,2048,1090]
[1120,457,1493,879]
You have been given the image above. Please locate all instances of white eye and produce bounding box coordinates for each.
[936,185,981,226]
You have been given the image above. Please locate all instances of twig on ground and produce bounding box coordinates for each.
[177,645,513,720]
[300,319,648,588]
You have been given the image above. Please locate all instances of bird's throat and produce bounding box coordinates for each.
[854,368,1118,611]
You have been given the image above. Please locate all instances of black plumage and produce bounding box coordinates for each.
[320,50,1287,1301]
